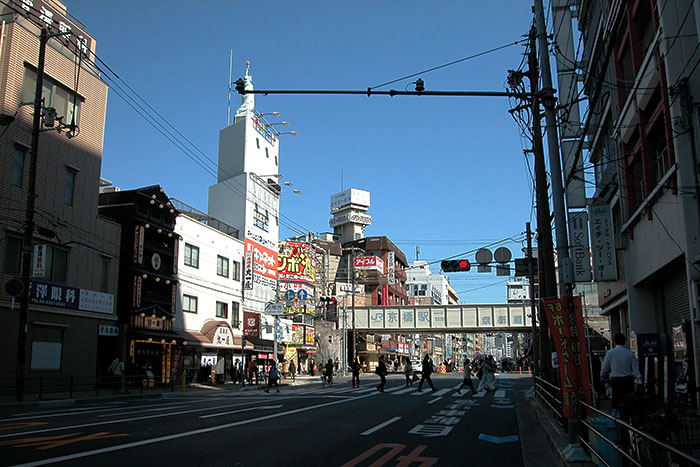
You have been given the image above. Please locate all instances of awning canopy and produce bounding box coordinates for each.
[176,322,253,350]
[129,328,182,343]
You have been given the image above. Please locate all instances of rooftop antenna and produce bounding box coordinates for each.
[226,49,233,126]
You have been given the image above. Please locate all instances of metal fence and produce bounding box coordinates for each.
[0,375,175,401]
[534,375,700,466]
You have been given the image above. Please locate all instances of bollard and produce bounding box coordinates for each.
[519,366,522,375]
[528,366,531,375]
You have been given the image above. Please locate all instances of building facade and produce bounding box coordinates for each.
[0,1,121,381]
[575,0,700,403]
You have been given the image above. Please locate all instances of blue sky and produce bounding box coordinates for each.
[65,1,539,303]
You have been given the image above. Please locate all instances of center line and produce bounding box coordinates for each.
[360,416,402,436]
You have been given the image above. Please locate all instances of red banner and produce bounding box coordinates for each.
[542,295,592,418]
[243,311,260,338]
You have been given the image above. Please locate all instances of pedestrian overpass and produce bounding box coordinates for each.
[343,304,533,333]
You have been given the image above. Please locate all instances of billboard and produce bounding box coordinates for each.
[354,256,384,273]
[278,242,317,284]
[243,311,260,338]
[330,188,370,213]
[244,238,277,290]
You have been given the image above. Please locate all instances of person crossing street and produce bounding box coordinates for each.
[417,355,437,392]
[376,356,388,392]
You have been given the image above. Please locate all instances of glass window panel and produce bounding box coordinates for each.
[4,236,23,274]
[65,169,76,206]
[13,148,25,187]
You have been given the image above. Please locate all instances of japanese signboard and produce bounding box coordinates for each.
[542,296,591,418]
[244,238,277,291]
[30,281,114,314]
[387,251,395,285]
[243,250,254,290]
[278,242,317,284]
[291,324,304,344]
[32,244,45,277]
[243,311,260,338]
[354,256,384,273]
[589,204,617,281]
[304,326,315,346]
[330,188,370,213]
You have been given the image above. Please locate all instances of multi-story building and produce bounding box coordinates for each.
[98,186,180,383]
[171,201,251,384]
[0,1,121,381]
[575,0,700,402]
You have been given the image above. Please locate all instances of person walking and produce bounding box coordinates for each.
[265,361,281,393]
[376,356,388,392]
[417,355,436,392]
[350,357,361,388]
[289,360,296,382]
[600,333,641,409]
[403,358,413,387]
[478,356,497,392]
[457,357,476,394]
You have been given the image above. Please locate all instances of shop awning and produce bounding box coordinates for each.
[176,328,253,350]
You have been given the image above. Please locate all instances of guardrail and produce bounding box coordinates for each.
[0,375,175,401]
[534,375,566,430]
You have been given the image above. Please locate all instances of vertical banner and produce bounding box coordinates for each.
[589,204,617,281]
[32,244,45,277]
[381,284,389,306]
[568,211,592,282]
[542,295,591,418]
[243,251,254,290]
[243,311,260,338]
[387,251,395,285]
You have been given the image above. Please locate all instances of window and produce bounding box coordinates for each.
[232,260,241,281]
[183,294,198,313]
[217,255,229,277]
[232,301,240,328]
[64,168,76,206]
[30,326,63,370]
[12,147,25,187]
[100,256,111,292]
[4,236,23,274]
[216,301,228,319]
[184,243,199,268]
[256,138,260,149]
[265,147,269,158]
[21,67,82,126]
[44,244,68,282]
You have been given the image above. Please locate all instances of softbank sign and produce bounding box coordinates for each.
[568,211,591,282]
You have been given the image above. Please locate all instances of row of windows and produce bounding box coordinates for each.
[183,294,241,327]
[255,137,279,166]
[12,146,77,205]
[3,236,112,291]
[184,243,241,280]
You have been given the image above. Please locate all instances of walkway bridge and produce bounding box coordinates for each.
[343,304,533,333]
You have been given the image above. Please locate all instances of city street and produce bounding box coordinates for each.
[0,373,556,466]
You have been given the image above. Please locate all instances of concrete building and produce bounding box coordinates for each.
[208,63,283,315]
[0,1,121,381]
[574,0,700,403]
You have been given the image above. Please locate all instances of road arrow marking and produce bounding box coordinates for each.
[478,434,519,444]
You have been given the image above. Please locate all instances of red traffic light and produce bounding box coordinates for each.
[441,259,471,272]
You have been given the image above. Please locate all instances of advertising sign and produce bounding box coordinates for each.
[354,256,384,273]
[329,212,372,228]
[243,250,254,290]
[304,326,315,346]
[568,211,592,282]
[33,244,45,278]
[278,242,317,284]
[244,238,277,290]
[243,311,260,338]
[387,251,395,285]
[291,324,304,344]
[542,296,592,418]
[589,204,617,281]
[330,188,370,213]
[30,281,114,314]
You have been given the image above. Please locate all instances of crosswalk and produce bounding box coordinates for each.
[275,384,480,398]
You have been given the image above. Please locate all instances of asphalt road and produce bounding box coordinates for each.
[0,373,558,466]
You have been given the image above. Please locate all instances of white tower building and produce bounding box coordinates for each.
[208,63,281,313]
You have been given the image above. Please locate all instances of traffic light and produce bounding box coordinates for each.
[328,335,333,344]
[514,257,538,277]
[441,259,470,272]
[320,296,337,305]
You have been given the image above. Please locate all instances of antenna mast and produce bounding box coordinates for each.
[226,49,233,126]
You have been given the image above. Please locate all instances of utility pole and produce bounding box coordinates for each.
[16,28,49,402]
[526,24,555,379]
[534,0,584,461]
[351,248,356,360]
[526,222,538,382]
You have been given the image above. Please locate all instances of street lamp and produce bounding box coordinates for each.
[277,131,298,136]
[264,121,290,127]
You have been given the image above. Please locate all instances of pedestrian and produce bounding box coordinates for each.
[350,357,361,388]
[403,358,413,387]
[334,356,340,375]
[600,333,641,409]
[109,356,128,393]
[417,355,436,392]
[247,359,256,385]
[376,356,388,392]
[289,360,296,382]
[478,356,497,392]
[323,358,334,386]
[457,357,476,394]
[265,361,281,393]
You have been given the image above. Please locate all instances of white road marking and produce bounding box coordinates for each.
[473,391,487,398]
[384,386,404,393]
[392,387,416,395]
[3,401,185,422]
[411,390,429,396]
[199,404,283,419]
[360,416,402,436]
[428,397,443,405]
[11,391,380,466]
[97,405,187,418]
[432,389,451,397]
[494,389,506,398]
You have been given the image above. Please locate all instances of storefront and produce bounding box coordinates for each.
[177,320,253,383]
[128,328,181,385]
